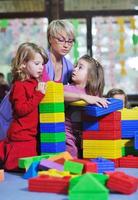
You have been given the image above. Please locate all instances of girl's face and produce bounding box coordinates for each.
[72,59,89,88]
[49,30,74,56]
[24,53,44,80]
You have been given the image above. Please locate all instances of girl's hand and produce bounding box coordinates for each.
[82,94,109,108]
[36,82,46,94]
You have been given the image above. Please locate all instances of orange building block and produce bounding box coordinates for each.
[0,169,4,182]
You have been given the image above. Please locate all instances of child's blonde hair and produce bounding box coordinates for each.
[47,19,75,46]
[11,42,48,81]
[78,55,105,97]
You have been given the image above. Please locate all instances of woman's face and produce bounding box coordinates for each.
[49,30,74,56]
[72,59,89,88]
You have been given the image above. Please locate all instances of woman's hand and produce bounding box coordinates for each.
[36,82,47,94]
[81,94,109,108]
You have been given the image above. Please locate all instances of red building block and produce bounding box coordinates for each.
[83,130,121,140]
[82,111,121,122]
[28,175,70,194]
[119,155,138,168]
[71,158,97,173]
[106,171,138,194]
[109,158,120,168]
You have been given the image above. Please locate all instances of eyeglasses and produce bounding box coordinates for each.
[52,36,75,46]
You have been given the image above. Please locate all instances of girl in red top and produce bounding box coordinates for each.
[0,42,48,171]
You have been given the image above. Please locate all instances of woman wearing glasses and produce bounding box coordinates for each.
[42,19,75,83]
[0,19,75,140]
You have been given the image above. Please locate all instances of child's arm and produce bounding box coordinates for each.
[64,91,108,108]
[10,81,46,117]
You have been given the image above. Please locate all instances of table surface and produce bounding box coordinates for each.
[0,168,138,200]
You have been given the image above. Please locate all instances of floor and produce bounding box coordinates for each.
[0,168,138,200]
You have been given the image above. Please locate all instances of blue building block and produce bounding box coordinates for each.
[40,122,65,133]
[40,141,66,153]
[122,130,135,138]
[84,98,123,117]
[91,157,115,173]
[23,161,39,179]
[122,120,138,131]
[83,121,99,131]
[134,131,138,150]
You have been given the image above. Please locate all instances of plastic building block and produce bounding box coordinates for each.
[64,160,84,175]
[91,158,115,173]
[71,158,97,173]
[18,154,57,169]
[82,111,121,122]
[38,169,72,178]
[90,173,109,185]
[39,159,63,171]
[83,121,121,131]
[48,151,73,162]
[40,81,64,103]
[39,122,65,133]
[134,131,138,149]
[119,155,138,168]
[83,139,122,159]
[28,175,70,194]
[106,171,138,194]
[0,169,4,182]
[84,98,123,117]
[109,158,120,168]
[83,130,121,140]
[23,161,39,179]
[70,100,87,106]
[40,112,65,123]
[40,141,66,153]
[40,132,66,143]
[69,173,109,200]
[121,107,138,120]
[39,102,64,113]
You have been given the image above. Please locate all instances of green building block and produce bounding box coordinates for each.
[18,153,59,169]
[39,102,64,113]
[69,173,109,200]
[40,132,66,142]
[64,160,83,174]
[90,173,109,185]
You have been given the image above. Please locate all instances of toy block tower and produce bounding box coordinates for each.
[82,98,123,165]
[119,108,138,167]
[39,81,66,154]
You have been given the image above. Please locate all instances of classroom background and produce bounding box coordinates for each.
[0,1,138,200]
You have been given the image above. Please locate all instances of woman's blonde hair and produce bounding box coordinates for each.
[78,55,105,97]
[11,42,48,81]
[47,19,75,46]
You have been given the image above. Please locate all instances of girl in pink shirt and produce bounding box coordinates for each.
[64,55,108,157]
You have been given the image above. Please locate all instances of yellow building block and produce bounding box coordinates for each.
[40,113,65,123]
[83,139,122,149]
[70,100,87,106]
[41,81,64,103]
[121,107,138,120]
[83,150,122,159]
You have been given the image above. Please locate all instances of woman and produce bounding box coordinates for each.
[0,19,75,140]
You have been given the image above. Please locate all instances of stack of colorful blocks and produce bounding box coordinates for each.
[118,107,138,167]
[82,98,123,163]
[39,81,66,154]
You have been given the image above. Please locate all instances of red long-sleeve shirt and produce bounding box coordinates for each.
[7,78,44,141]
